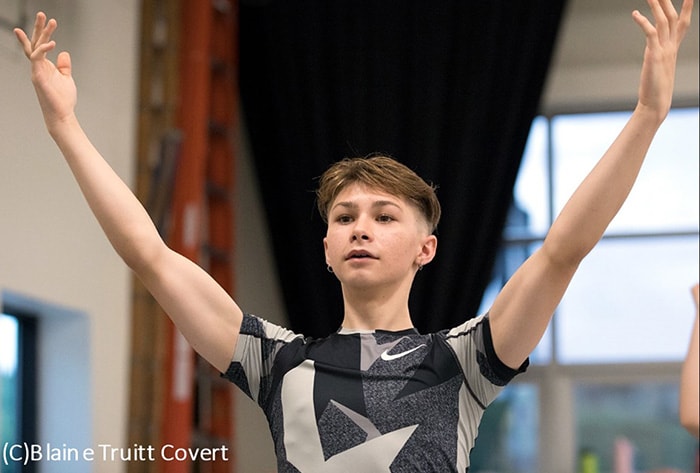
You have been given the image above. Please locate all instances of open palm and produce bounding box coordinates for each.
[632,0,694,120]
[15,12,77,129]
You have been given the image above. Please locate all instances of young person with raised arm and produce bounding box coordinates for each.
[15,0,693,470]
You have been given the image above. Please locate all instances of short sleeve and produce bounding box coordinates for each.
[222,313,301,406]
[442,313,528,408]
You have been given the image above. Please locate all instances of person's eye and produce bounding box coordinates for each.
[377,214,394,223]
[336,214,353,224]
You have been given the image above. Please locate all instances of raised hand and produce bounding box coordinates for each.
[631,0,693,121]
[14,12,77,131]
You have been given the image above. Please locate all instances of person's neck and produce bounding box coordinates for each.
[340,286,413,331]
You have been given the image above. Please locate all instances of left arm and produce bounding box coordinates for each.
[488,0,694,369]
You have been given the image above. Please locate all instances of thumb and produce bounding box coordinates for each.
[56,51,72,77]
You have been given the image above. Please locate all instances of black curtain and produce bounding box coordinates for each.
[239,0,567,337]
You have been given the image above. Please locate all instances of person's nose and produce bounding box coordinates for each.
[351,215,372,241]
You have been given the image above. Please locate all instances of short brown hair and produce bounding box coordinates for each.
[316,155,441,233]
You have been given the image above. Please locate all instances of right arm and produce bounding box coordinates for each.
[15,12,242,373]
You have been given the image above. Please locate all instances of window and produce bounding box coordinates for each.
[470,384,539,473]
[0,309,38,473]
[1,291,91,472]
[472,107,699,472]
[575,381,696,472]
[0,313,19,448]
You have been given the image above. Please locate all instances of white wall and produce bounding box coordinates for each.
[0,1,697,473]
[0,2,139,472]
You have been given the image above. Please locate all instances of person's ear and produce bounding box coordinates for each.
[323,237,330,265]
[416,234,437,268]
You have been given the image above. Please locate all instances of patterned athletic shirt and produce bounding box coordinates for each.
[223,312,528,472]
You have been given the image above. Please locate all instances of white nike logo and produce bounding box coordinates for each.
[380,344,427,361]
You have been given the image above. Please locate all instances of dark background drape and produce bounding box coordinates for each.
[238,0,567,337]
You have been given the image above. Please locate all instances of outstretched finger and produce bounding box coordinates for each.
[13,27,32,57]
[30,12,47,49]
[632,10,656,38]
[649,0,672,42]
[657,0,680,22]
[676,0,694,42]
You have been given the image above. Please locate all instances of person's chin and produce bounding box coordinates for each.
[340,270,381,288]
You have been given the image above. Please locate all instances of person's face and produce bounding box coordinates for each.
[323,183,436,290]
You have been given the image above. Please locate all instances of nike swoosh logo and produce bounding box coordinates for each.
[380,344,427,361]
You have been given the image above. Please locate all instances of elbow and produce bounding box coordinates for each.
[543,221,602,268]
[540,236,588,270]
[116,233,166,277]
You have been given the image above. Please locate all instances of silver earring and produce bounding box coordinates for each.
[327,265,334,273]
